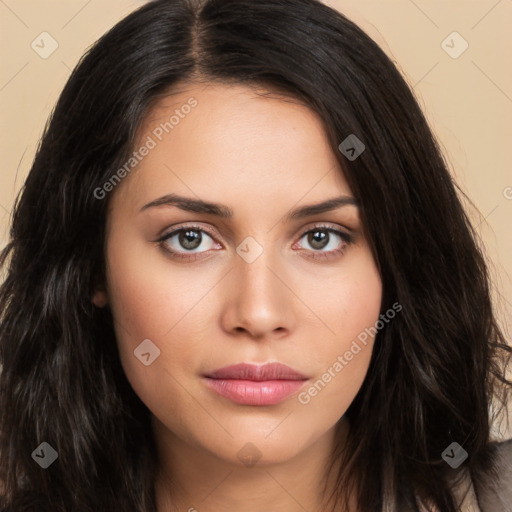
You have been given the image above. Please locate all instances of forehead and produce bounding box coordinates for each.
[109,82,352,217]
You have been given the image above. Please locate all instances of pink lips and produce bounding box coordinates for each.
[203,362,309,406]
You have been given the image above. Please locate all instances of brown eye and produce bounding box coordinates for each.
[298,228,350,252]
[177,229,203,250]
[306,230,330,250]
[158,226,221,260]
[295,225,354,261]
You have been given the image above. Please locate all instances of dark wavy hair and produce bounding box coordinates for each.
[1,0,511,510]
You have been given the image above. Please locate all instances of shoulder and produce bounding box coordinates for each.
[473,438,512,512]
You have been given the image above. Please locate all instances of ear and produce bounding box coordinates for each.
[92,288,108,308]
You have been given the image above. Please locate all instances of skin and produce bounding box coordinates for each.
[93,82,382,512]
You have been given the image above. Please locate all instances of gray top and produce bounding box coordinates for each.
[475,439,512,511]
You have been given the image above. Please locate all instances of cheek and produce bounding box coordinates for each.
[105,228,217,341]
[103,232,214,406]
[297,347,372,427]
[297,249,382,417]
[316,245,382,348]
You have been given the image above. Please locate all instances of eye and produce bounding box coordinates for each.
[294,225,354,261]
[157,225,221,261]
[156,223,354,262]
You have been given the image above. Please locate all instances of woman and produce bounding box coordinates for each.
[0,0,511,510]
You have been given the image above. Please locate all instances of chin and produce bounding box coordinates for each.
[206,433,310,468]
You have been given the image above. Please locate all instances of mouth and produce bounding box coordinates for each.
[202,362,309,406]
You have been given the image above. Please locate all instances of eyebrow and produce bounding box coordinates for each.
[139,193,357,220]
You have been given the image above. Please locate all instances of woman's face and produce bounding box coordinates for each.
[95,82,382,468]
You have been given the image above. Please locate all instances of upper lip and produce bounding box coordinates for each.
[204,362,308,381]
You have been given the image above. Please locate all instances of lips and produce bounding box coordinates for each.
[203,362,309,406]
[204,362,308,381]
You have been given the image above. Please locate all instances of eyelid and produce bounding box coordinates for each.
[155,222,220,243]
[156,221,353,244]
[296,222,354,242]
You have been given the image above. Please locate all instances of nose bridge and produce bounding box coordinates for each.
[235,239,281,304]
[225,236,294,336]
[236,244,276,299]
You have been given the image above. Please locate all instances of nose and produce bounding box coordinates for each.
[219,246,297,340]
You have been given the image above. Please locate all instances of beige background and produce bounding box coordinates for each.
[0,1,511,435]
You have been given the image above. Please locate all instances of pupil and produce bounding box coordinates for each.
[179,230,201,250]
[309,230,328,250]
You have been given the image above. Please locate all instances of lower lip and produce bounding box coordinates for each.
[203,378,307,405]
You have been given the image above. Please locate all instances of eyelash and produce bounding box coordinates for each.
[155,223,354,262]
